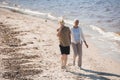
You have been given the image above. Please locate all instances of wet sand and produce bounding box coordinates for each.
[0,8,120,80]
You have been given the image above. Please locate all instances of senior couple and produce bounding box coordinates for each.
[57,19,88,69]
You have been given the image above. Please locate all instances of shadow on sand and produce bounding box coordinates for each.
[68,68,120,80]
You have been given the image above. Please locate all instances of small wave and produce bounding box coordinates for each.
[1,1,8,5]
[0,5,59,21]
[47,13,58,20]
[89,25,120,41]
[65,20,73,25]
[0,5,47,16]
[0,5,74,27]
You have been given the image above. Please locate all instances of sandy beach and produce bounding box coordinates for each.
[0,8,120,80]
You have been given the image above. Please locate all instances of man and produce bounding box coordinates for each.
[57,20,71,69]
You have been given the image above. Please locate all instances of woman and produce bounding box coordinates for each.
[71,19,88,68]
[57,20,71,69]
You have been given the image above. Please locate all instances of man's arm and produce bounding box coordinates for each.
[57,28,62,37]
[69,29,71,44]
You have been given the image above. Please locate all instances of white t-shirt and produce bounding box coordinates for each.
[71,27,85,44]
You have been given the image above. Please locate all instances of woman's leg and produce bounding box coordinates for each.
[77,43,83,67]
[73,55,77,66]
[72,43,78,66]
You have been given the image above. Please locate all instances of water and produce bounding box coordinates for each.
[0,0,120,62]
[1,0,120,31]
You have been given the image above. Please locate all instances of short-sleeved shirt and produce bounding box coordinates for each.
[57,26,71,47]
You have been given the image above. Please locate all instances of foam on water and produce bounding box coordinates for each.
[89,25,120,41]
[47,13,58,20]
[0,5,49,18]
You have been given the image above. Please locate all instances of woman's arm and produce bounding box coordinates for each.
[81,28,88,48]
[84,40,88,48]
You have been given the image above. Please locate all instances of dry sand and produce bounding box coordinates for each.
[0,8,120,80]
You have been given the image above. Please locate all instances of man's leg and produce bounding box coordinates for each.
[61,54,67,69]
[64,54,67,67]
[61,54,64,67]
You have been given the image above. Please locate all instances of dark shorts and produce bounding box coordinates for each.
[59,45,70,55]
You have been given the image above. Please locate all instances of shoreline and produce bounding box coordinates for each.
[0,8,120,80]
